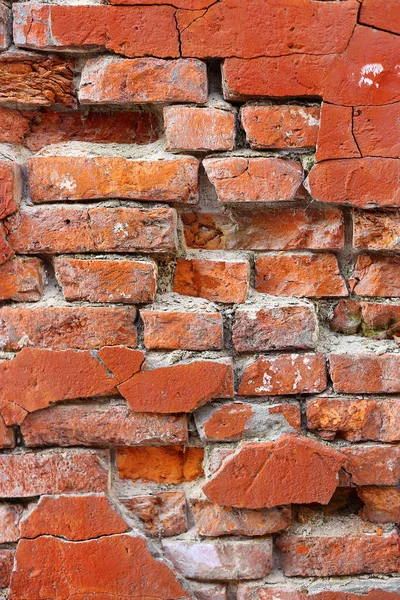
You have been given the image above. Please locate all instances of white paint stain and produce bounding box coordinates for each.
[358,63,383,87]
[59,176,77,193]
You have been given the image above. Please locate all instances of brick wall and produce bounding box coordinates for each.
[0,0,399,598]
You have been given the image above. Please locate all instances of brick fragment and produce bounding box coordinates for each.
[203,435,344,509]
[0,417,14,449]
[330,353,400,394]
[163,540,273,581]
[122,492,187,537]
[353,210,400,251]
[359,0,400,36]
[352,255,400,297]
[239,354,327,396]
[358,487,400,524]
[173,257,249,303]
[80,56,207,104]
[116,446,204,484]
[142,310,223,350]
[0,504,22,543]
[0,257,44,302]
[191,500,291,536]
[21,404,187,447]
[354,103,400,158]
[0,226,13,265]
[204,157,304,203]
[0,450,109,497]
[330,300,400,340]
[241,104,320,150]
[0,306,138,351]
[55,258,156,304]
[28,152,199,204]
[341,445,400,487]
[315,104,360,162]
[330,300,362,335]
[6,206,177,254]
[233,305,317,351]
[164,105,235,152]
[189,583,228,600]
[0,4,11,50]
[0,161,21,219]
[255,253,347,298]
[0,550,14,588]
[182,208,344,251]
[237,585,307,600]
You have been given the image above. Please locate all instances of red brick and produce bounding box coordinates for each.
[111,0,215,6]
[0,52,75,107]
[330,353,400,394]
[315,104,360,162]
[118,359,234,413]
[182,208,344,251]
[330,300,362,335]
[341,445,400,487]
[20,494,128,541]
[0,306,137,351]
[28,153,199,204]
[173,257,249,303]
[241,104,320,150]
[359,0,400,35]
[163,540,272,580]
[5,206,177,254]
[354,103,400,158]
[223,26,400,106]
[13,4,179,58]
[191,500,291,536]
[204,157,304,203]
[0,504,22,543]
[0,450,109,497]
[0,257,44,302]
[117,446,204,484]
[21,404,187,448]
[0,416,14,449]
[232,305,317,351]
[358,487,400,524]
[0,550,14,588]
[239,353,327,396]
[353,210,400,251]
[79,56,207,105]
[237,586,307,600]
[55,258,156,304]
[204,435,344,509]
[142,310,223,350]
[277,528,400,576]
[311,591,400,600]
[10,534,190,600]
[0,4,11,50]
[308,158,400,208]
[255,253,347,298]
[122,492,187,537]
[0,160,21,219]
[307,397,400,442]
[164,105,235,152]
[189,583,228,600]
[0,347,121,425]
[0,226,13,265]
[351,255,400,297]
[360,302,400,340]
[178,0,358,58]
[0,107,160,150]
[195,402,301,441]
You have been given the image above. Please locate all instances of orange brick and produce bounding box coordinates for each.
[164,106,235,151]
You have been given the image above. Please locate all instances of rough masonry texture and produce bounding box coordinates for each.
[0,0,399,598]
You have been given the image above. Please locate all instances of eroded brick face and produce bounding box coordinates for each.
[1,1,399,598]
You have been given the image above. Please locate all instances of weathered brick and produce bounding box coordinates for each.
[13,4,179,58]
[307,397,400,442]
[0,417,14,449]
[195,402,301,441]
[21,404,187,448]
[117,446,204,484]
[359,0,400,35]
[358,487,400,524]
[0,504,22,543]
[173,257,249,303]
[353,103,400,158]
[0,52,75,107]
[351,255,400,297]
[237,585,307,600]
[163,540,273,580]
[164,105,235,152]
[315,103,360,162]
[0,550,14,589]
[330,299,362,335]
[204,157,304,203]
[353,210,400,251]
[233,305,317,351]
[241,104,320,150]
[330,353,400,394]
[191,500,291,537]
[118,359,234,413]
[0,450,109,497]
[188,583,228,600]
[239,587,400,600]
[178,0,358,58]
[0,225,13,265]
[255,253,347,298]
[204,435,344,509]
[79,56,207,104]
[28,152,199,204]
[122,492,187,537]
[239,354,327,396]
[142,310,223,350]
[0,160,21,219]
[182,208,344,251]
[0,257,44,302]
[330,300,400,340]
[5,206,177,254]
[55,258,156,304]
[0,306,138,351]
[341,445,400,487]
[0,4,11,50]
[277,527,400,576]
[0,107,160,150]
